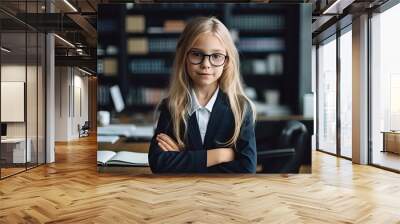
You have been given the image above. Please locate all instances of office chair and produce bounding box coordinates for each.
[79,121,90,138]
[257,120,310,173]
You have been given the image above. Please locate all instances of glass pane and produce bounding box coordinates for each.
[1,31,27,177]
[317,36,337,154]
[339,29,352,158]
[27,30,38,169]
[26,0,40,169]
[371,4,400,171]
[312,45,317,151]
[38,32,45,165]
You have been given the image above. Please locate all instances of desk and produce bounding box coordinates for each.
[1,138,31,163]
[382,131,400,154]
[97,166,152,174]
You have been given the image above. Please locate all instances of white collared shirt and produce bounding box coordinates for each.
[188,87,219,144]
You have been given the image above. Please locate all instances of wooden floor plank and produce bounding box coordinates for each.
[1,135,400,223]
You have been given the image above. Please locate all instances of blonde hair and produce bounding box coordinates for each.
[166,16,256,149]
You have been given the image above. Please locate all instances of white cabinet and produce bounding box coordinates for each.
[1,138,32,163]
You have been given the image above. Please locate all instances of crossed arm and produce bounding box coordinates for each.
[156,133,234,167]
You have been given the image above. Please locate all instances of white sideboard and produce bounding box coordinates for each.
[1,138,32,163]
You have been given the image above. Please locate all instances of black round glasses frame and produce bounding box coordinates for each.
[187,50,228,67]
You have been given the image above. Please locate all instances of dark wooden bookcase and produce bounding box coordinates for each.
[98,3,304,115]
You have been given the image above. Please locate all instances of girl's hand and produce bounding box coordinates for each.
[216,148,235,163]
[156,133,180,152]
[207,148,235,167]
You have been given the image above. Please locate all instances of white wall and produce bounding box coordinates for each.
[54,67,89,141]
[1,65,33,137]
[55,66,69,141]
[72,72,89,137]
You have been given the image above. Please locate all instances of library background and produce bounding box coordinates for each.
[96,3,313,173]
[0,0,399,178]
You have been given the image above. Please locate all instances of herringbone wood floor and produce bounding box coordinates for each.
[1,135,400,223]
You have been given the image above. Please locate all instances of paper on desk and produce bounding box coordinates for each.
[97,135,120,144]
[98,124,154,139]
[97,124,137,137]
[131,126,154,138]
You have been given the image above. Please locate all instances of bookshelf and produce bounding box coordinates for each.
[98,3,303,115]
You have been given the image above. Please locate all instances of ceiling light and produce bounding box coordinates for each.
[78,67,92,76]
[63,0,78,12]
[54,34,75,48]
[1,47,11,53]
[322,0,353,15]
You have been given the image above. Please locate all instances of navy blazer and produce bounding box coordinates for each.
[148,90,257,173]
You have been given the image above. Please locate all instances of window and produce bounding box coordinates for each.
[317,35,337,154]
[339,28,352,158]
[371,3,400,171]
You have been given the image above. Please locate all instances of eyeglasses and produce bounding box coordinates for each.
[187,50,228,67]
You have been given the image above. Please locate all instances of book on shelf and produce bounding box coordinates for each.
[147,27,164,34]
[98,85,111,107]
[241,53,283,76]
[164,20,186,32]
[127,37,178,54]
[103,58,118,76]
[252,60,268,75]
[149,38,177,52]
[97,150,149,166]
[97,59,104,74]
[155,3,217,9]
[127,88,167,106]
[128,38,149,54]
[129,59,170,74]
[231,15,285,31]
[98,19,116,32]
[125,15,145,33]
[266,54,284,75]
[106,45,119,55]
[238,37,285,52]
